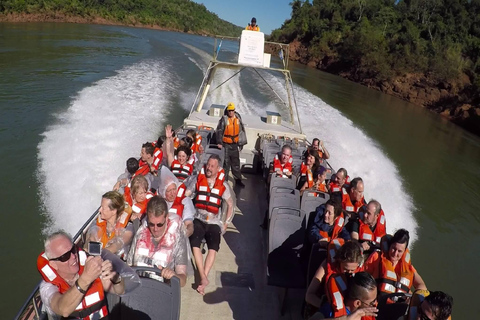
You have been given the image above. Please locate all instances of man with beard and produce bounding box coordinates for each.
[185,154,234,295]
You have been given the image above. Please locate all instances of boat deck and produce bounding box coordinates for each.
[179,173,304,320]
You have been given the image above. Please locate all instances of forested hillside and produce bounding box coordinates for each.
[270,0,480,135]
[0,0,242,36]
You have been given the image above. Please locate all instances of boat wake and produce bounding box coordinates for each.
[37,60,174,234]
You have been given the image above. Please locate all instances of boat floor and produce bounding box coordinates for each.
[179,172,305,320]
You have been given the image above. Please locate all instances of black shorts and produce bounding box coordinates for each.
[189,219,221,251]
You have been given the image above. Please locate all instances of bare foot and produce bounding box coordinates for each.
[196,277,209,295]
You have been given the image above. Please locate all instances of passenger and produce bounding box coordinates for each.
[408,290,453,320]
[95,191,134,254]
[306,240,363,309]
[186,129,204,155]
[329,167,348,193]
[342,177,367,216]
[311,138,330,160]
[138,142,156,174]
[246,17,260,31]
[309,199,350,246]
[152,138,164,171]
[298,148,320,190]
[216,102,247,186]
[169,145,194,181]
[317,271,378,319]
[158,170,195,237]
[273,144,293,178]
[112,157,139,193]
[124,175,154,221]
[346,199,386,252]
[38,231,124,319]
[363,229,427,298]
[301,165,328,196]
[184,155,234,295]
[127,196,188,287]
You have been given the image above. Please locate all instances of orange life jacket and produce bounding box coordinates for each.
[223,117,240,143]
[191,134,203,154]
[124,187,154,217]
[358,208,387,241]
[328,182,343,193]
[300,163,313,188]
[37,250,108,320]
[95,211,131,248]
[273,153,293,177]
[168,183,187,218]
[152,146,163,171]
[171,160,194,181]
[135,163,151,177]
[342,188,366,213]
[358,219,387,245]
[246,25,260,31]
[376,248,415,295]
[327,273,349,317]
[194,167,226,214]
[318,212,346,242]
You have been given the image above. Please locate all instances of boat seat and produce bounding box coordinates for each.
[271,207,305,218]
[301,193,330,224]
[267,211,306,289]
[269,175,297,194]
[113,267,180,320]
[306,243,327,288]
[291,157,303,170]
[269,193,300,219]
[200,145,225,166]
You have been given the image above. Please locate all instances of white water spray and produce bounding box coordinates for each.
[37,60,175,234]
[294,85,417,242]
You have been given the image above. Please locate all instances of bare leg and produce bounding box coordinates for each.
[203,249,217,280]
[192,247,209,295]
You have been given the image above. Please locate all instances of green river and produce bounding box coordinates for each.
[1,23,478,319]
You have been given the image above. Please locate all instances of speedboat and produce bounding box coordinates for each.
[15,30,409,320]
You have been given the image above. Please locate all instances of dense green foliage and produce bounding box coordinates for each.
[270,0,480,88]
[0,0,242,36]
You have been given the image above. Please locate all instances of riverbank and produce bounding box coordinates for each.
[0,12,186,32]
[286,39,480,136]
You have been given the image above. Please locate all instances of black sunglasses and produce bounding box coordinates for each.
[50,245,77,262]
[148,221,166,228]
[359,297,377,307]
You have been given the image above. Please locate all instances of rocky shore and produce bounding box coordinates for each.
[285,39,480,136]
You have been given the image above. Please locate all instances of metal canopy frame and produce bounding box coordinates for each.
[188,35,303,134]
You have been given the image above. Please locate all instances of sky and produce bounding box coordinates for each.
[193,0,293,35]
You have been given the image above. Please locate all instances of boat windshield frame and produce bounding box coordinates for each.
[188,35,303,134]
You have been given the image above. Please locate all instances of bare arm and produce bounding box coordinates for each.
[223,196,234,233]
[305,260,327,307]
[184,220,194,237]
[322,307,378,320]
[100,260,125,295]
[320,140,330,160]
[350,231,359,240]
[165,125,175,167]
[299,180,309,196]
[49,256,103,317]
[413,270,427,291]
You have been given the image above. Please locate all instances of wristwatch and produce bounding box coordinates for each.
[75,280,87,294]
[111,274,122,285]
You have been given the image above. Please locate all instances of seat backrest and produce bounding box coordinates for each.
[306,243,327,287]
[118,267,180,320]
[271,207,305,218]
[300,195,330,224]
[268,211,305,254]
[201,145,225,166]
[269,175,296,193]
[269,193,300,219]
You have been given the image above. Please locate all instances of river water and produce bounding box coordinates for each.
[1,23,478,319]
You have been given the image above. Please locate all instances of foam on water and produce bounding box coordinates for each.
[37,60,174,234]
[293,85,417,243]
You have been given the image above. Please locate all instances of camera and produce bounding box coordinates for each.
[87,241,102,256]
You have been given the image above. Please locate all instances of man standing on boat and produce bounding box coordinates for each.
[37,231,124,320]
[246,17,260,31]
[216,102,247,187]
[185,154,235,295]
